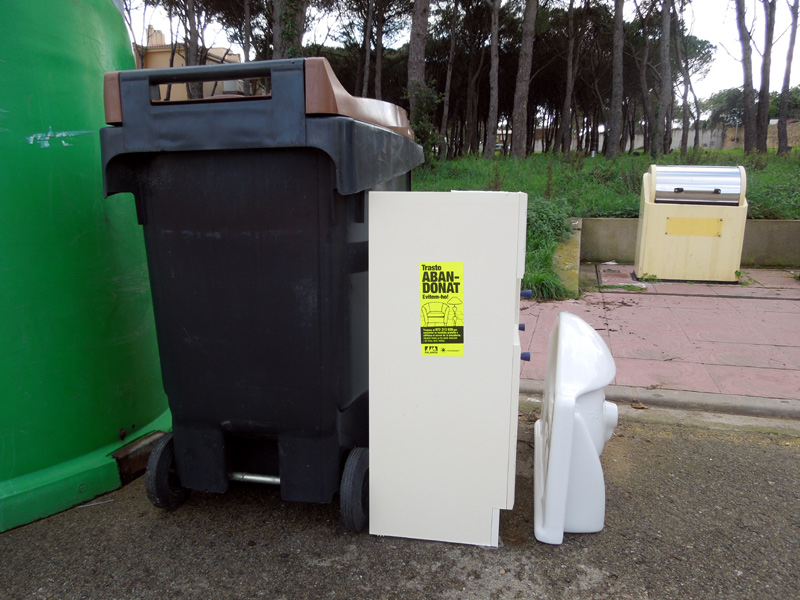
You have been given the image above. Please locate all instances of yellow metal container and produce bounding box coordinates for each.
[634,165,747,282]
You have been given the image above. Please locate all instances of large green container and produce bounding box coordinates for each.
[0,0,170,531]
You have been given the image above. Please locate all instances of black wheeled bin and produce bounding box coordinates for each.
[101,58,423,530]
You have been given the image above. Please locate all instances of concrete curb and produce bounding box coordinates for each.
[580,217,800,267]
[519,379,800,420]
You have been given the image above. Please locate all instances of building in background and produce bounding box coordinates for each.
[135,26,243,101]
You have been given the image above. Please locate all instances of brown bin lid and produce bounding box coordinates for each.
[304,57,415,140]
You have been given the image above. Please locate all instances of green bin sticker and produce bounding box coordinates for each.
[420,262,464,357]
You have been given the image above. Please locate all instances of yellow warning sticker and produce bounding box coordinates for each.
[420,262,464,357]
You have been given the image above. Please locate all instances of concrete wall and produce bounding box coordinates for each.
[580,218,639,264]
[531,126,726,153]
[630,127,726,152]
[580,218,800,267]
[742,220,800,267]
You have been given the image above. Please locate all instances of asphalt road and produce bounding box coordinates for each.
[2,403,799,600]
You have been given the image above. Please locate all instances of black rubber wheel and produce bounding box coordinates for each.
[145,433,189,511]
[340,447,369,532]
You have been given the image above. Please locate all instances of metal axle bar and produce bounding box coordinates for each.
[229,471,280,485]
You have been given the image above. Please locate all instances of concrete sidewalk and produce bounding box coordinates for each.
[519,266,800,419]
[2,405,798,600]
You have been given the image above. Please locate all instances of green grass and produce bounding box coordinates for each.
[411,149,800,300]
[413,149,800,221]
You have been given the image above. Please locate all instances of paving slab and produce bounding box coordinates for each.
[523,267,800,415]
[597,265,800,299]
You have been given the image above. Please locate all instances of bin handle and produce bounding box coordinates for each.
[672,186,723,195]
[142,61,282,86]
[105,60,303,125]
[143,62,282,105]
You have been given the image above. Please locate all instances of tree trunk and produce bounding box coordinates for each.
[652,0,672,157]
[690,78,701,149]
[621,99,632,152]
[439,5,459,160]
[664,97,674,153]
[590,76,608,151]
[675,6,690,155]
[620,100,628,152]
[465,82,478,153]
[483,0,501,159]
[165,4,177,100]
[455,109,465,157]
[292,2,309,57]
[375,11,385,100]
[605,0,625,158]
[465,48,485,155]
[273,0,308,59]
[185,0,204,98]
[243,0,251,63]
[527,107,537,153]
[778,0,799,155]
[683,11,702,150]
[121,1,147,68]
[186,0,198,68]
[407,0,432,120]
[272,0,283,60]
[679,80,690,154]
[756,0,777,153]
[556,0,578,154]
[627,99,637,152]
[735,0,758,153]
[511,0,538,158]
[642,118,650,152]
[361,0,375,97]
[632,1,655,154]
[546,112,556,153]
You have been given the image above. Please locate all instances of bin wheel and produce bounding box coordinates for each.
[340,447,369,532]
[145,433,189,511]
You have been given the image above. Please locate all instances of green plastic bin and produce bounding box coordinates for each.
[0,0,170,532]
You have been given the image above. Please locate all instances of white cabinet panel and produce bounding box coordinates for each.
[368,191,527,546]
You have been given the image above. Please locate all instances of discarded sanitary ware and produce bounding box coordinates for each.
[534,312,618,545]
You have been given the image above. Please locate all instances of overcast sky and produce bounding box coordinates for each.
[683,0,799,99]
